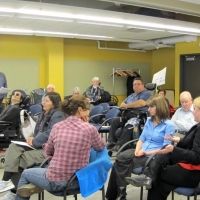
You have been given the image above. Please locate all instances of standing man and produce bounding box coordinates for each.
[84,77,105,104]
[0,72,8,114]
[107,78,152,151]
[172,91,197,136]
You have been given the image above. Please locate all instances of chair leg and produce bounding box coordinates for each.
[38,191,44,200]
[74,194,77,200]
[38,193,41,200]
[140,186,143,200]
[102,186,105,200]
[171,191,174,200]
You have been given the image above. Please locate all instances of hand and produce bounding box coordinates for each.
[81,116,89,122]
[157,144,174,154]
[26,137,34,146]
[164,135,180,143]
[120,102,127,108]
[135,149,145,157]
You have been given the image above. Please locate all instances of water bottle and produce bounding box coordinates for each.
[132,122,140,140]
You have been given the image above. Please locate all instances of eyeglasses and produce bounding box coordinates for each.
[133,83,142,86]
[12,92,20,96]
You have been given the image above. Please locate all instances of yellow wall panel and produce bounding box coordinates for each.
[152,48,175,90]
[64,39,152,62]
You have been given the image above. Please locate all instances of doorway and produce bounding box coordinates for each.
[180,54,200,99]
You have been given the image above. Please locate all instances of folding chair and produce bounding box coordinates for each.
[38,147,113,200]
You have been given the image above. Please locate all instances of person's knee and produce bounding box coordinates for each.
[117,149,134,161]
[5,143,19,158]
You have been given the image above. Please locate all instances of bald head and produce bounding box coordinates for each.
[180,91,193,111]
[47,84,55,93]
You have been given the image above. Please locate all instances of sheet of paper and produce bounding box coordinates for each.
[11,141,35,149]
[0,87,11,94]
[152,67,167,86]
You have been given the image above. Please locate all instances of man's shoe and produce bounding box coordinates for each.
[106,142,116,150]
[0,191,16,200]
[17,183,44,197]
[125,175,152,189]
[116,187,127,200]
[112,145,121,152]
[0,180,15,193]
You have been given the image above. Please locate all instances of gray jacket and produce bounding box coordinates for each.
[32,109,65,149]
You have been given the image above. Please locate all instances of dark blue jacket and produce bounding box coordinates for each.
[32,109,65,149]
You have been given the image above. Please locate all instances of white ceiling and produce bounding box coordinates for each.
[0,0,200,50]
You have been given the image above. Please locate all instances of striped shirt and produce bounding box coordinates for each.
[43,116,106,182]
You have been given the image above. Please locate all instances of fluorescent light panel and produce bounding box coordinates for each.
[0,7,199,35]
[0,27,113,39]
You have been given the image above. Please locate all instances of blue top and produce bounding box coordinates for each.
[75,147,113,198]
[140,117,175,152]
[123,89,152,111]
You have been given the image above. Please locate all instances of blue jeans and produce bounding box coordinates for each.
[15,168,79,200]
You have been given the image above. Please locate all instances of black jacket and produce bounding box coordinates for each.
[171,123,200,165]
[0,104,20,129]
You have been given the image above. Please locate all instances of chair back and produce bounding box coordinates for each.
[105,108,120,125]
[98,103,110,114]
[104,91,111,102]
[89,105,103,123]
[29,104,42,116]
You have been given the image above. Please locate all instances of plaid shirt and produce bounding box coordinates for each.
[43,116,106,182]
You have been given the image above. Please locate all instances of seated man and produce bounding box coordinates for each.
[107,78,152,151]
[0,91,24,130]
[41,84,55,102]
[171,91,197,136]
[157,89,170,108]
[84,77,105,104]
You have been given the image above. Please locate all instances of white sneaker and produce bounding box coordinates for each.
[0,180,15,193]
[0,191,16,200]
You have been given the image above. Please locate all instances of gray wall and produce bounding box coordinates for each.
[0,58,39,96]
[64,60,151,96]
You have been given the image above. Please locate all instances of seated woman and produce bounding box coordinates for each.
[0,91,24,130]
[126,96,200,200]
[15,95,106,200]
[64,86,81,100]
[0,92,65,200]
[105,95,175,200]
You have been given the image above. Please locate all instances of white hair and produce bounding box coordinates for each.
[72,87,81,95]
[92,77,100,81]
[47,84,55,89]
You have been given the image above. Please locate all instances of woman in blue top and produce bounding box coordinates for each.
[106,95,175,200]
